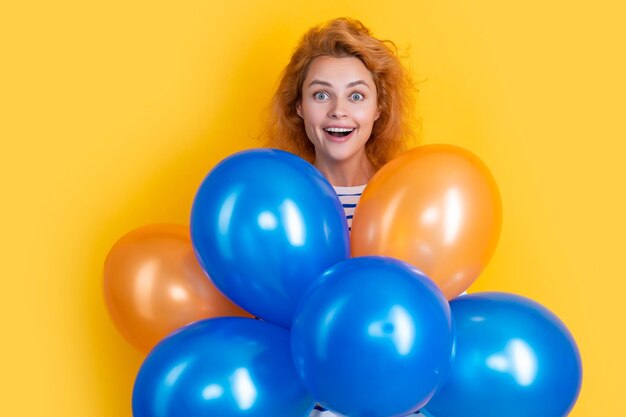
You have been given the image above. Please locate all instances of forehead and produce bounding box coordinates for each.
[303,56,375,88]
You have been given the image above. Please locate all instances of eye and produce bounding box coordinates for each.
[314,91,330,101]
[350,92,364,101]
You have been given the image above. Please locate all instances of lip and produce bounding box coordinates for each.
[324,125,356,129]
[323,128,355,143]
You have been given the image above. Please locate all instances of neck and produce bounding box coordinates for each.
[314,153,376,187]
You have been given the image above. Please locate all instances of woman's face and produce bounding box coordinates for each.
[297,56,380,166]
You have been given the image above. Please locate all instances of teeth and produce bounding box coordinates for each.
[324,127,355,133]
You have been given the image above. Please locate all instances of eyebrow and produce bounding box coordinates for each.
[308,79,372,89]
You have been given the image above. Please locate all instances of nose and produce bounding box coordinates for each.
[328,98,347,118]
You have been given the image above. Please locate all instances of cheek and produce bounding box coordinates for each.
[356,107,380,127]
[300,111,319,142]
[302,113,318,133]
[301,105,322,125]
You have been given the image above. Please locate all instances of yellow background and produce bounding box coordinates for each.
[1,0,624,415]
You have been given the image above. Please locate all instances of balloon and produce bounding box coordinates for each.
[103,223,251,354]
[351,144,502,299]
[291,256,454,417]
[422,293,582,417]
[191,149,349,327]
[133,317,315,417]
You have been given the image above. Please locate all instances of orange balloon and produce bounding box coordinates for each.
[351,145,502,299]
[103,224,251,354]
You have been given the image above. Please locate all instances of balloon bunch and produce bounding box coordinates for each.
[103,146,582,417]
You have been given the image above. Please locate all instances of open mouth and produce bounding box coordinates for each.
[324,127,355,138]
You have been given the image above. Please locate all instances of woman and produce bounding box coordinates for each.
[266,17,416,231]
[266,18,424,416]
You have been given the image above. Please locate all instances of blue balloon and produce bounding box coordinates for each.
[133,317,315,417]
[190,149,349,328]
[422,293,582,417]
[291,256,455,417]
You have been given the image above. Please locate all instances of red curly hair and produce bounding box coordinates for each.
[265,18,417,169]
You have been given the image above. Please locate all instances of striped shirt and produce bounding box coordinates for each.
[333,184,367,232]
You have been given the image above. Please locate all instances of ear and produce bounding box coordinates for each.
[375,107,381,121]
[296,104,303,118]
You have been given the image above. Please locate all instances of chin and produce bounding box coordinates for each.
[327,150,361,163]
